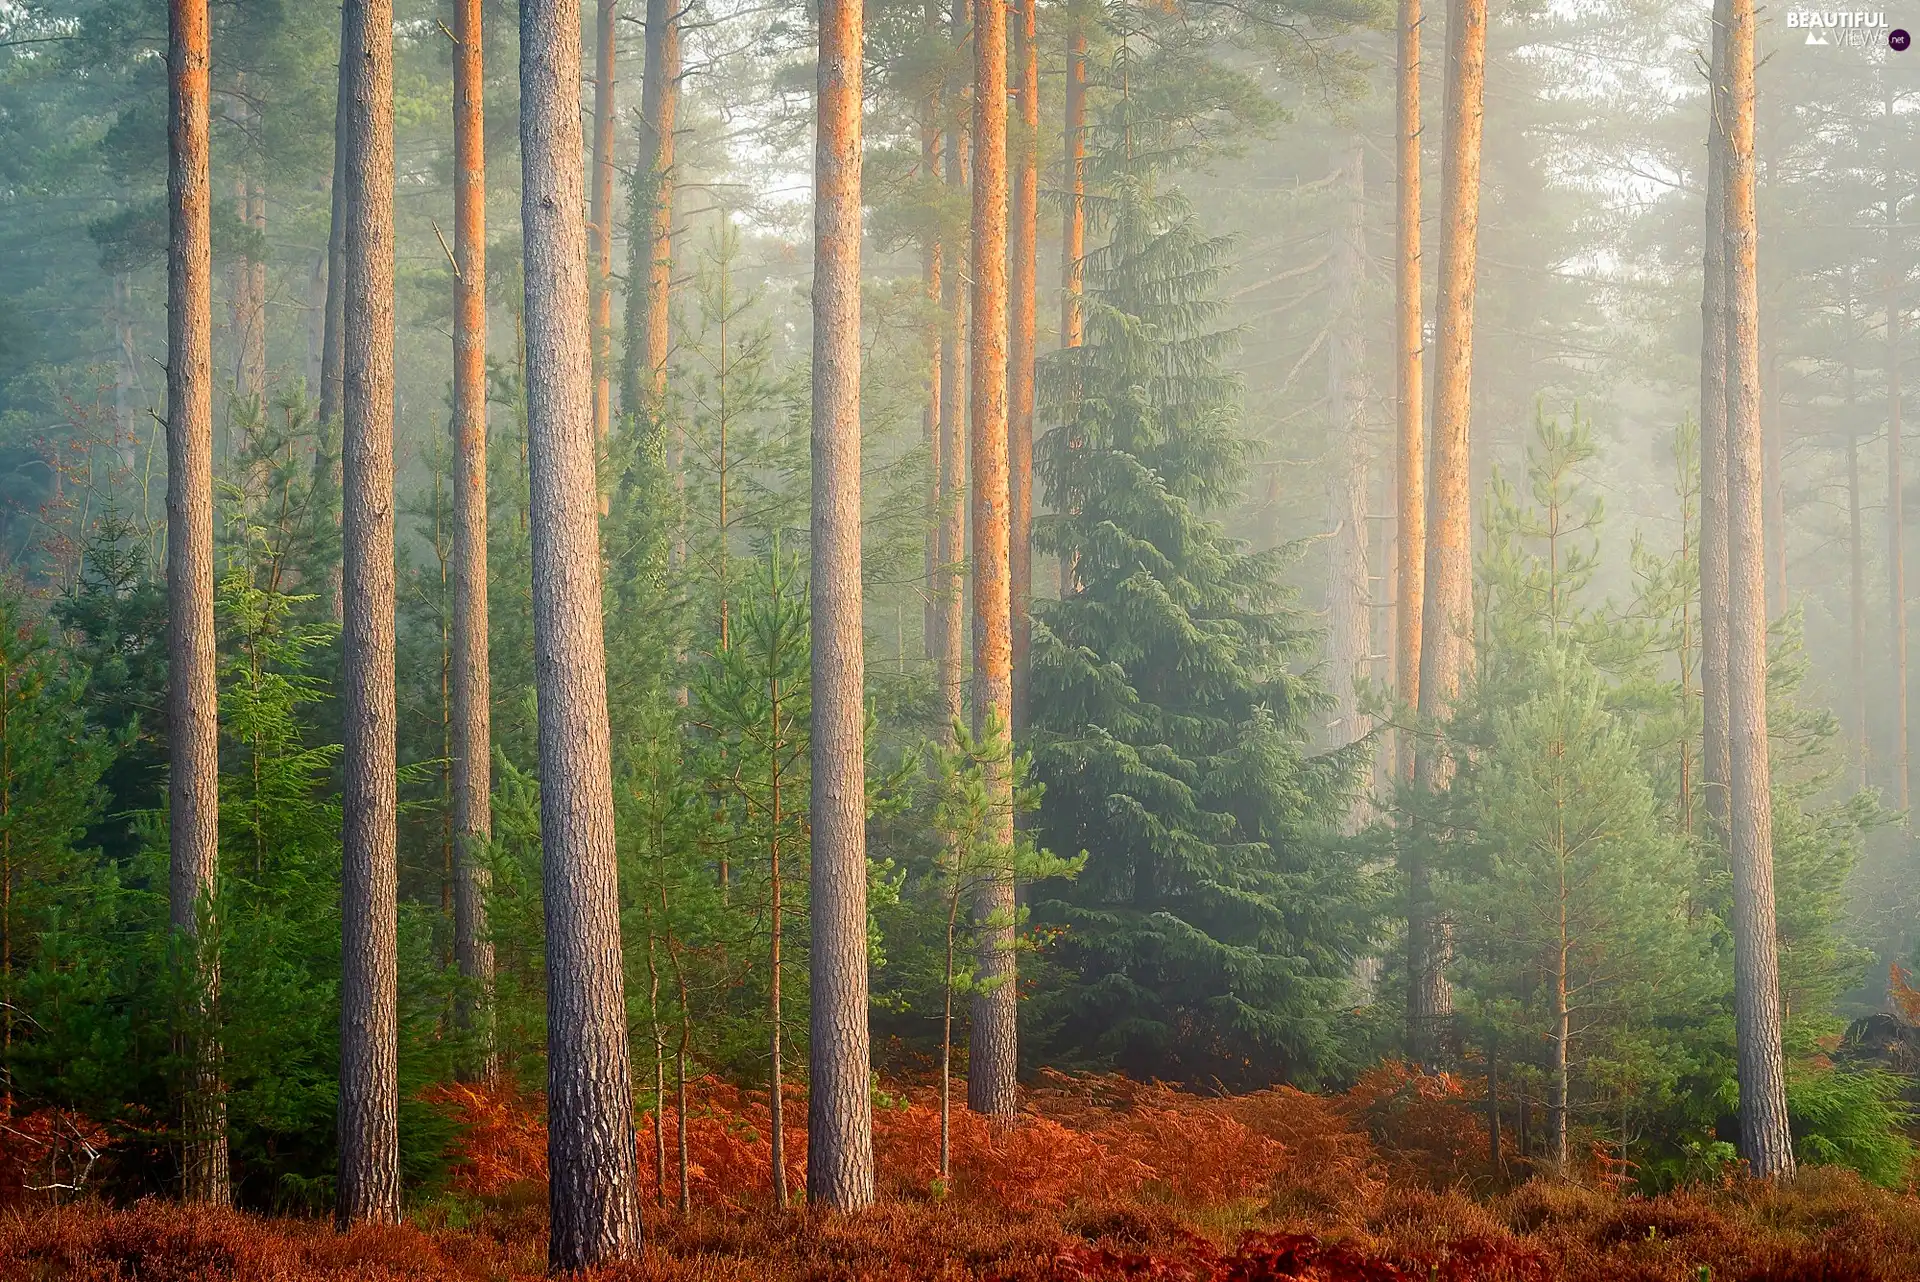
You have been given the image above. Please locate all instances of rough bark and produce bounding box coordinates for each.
[807,0,877,1210]
[967,0,1017,1123]
[450,0,494,1086]
[1700,0,1732,836]
[1409,0,1487,1056]
[336,0,401,1230]
[624,0,680,416]
[936,0,971,740]
[1325,140,1370,767]
[167,0,230,1209]
[521,0,647,1263]
[591,0,617,442]
[1723,0,1795,1179]
[1393,0,1424,784]
[1009,0,1037,740]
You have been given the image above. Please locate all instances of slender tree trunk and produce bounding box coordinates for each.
[1888,139,1909,811]
[1326,140,1370,771]
[336,0,401,1230]
[937,0,971,740]
[1394,0,1424,784]
[591,0,617,443]
[449,0,494,1086]
[319,5,351,624]
[521,0,647,1263]
[1409,0,1486,1058]
[1008,0,1038,740]
[1762,351,1786,614]
[923,38,944,670]
[1551,951,1569,1174]
[1700,0,1732,836]
[967,0,1018,1123]
[625,0,679,417]
[807,0,877,1207]
[768,764,786,1210]
[1723,0,1794,1179]
[1060,16,1085,352]
[167,0,229,1209]
[1848,293,1869,787]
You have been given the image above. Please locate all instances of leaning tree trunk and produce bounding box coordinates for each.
[1409,0,1486,1060]
[1325,139,1370,773]
[167,0,230,1208]
[521,0,647,1264]
[807,0,877,1211]
[1008,0,1038,740]
[336,0,402,1230]
[1700,0,1732,837]
[590,0,617,443]
[1393,0,1424,785]
[967,0,1018,1123]
[624,0,680,418]
[449,0,494,1086]
[1723,0,1795,1180]
[936,0,971,741]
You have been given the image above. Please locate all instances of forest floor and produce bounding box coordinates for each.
[2,1068,1916,1281]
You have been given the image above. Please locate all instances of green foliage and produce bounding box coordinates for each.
[1787,1068,1915,1188]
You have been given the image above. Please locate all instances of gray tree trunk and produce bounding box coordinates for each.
[1325,139,1371,773]
[807,0,877,1213]
[167,0,230,1208]
[520,0,647,1264]
[335,0,402,1230]
[1723,0,1795,1179]
[449,0,494,1086]
[1699,0,1731,837]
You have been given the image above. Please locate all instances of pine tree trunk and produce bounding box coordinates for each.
[624,0,679,416]
[806,0,878,1211]
[1060,18,1085,352]
[1009,0,1038,741]
[591,0,617,443]
[1888,139,1909,810]
[167,0,230,1209]
[449,0,494,1087]
[1848,294,1869,786]
[1325,140,1369,773]
[336,0,402,1229]
[937,0,971,741]
[967,0,1018,1123]
[1723,0,1794,1179]
[521,0,647,1262]
[1700,0,1732,836]
[1393,0,1424,785]
[319,6,351,624]
[923,0,945,671]
[1762,352,1786,615]
[1409,0,1486,1057]
[1551,957,1569,1174]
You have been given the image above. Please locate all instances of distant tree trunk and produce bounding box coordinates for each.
[967,0,1017,1124]
[923,0,944,669]
[1887,137,1909,811]
[591,0,617,443]
[336,0,401,1230]
[1700,0,1732,836]
[229,84,267,405]
[306,253,326,397]
[1009,0,1037,740]
[806,0,876,1209]
[319,6,351,624]
[1393,0,1424,784]
[1325,140,1370,770]
[1409,0,1486,1058]
[1848,290,1869,787]
[624,0,679,417]
[521,0,647,1263]
[1723,0,1794,1180]
[168,0,230,1209]
[1060,15,1085,352]
[449,0,494,1086]
[1762,351,1786,615]
[937,0,971,740]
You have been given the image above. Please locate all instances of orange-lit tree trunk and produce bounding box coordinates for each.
[449,0,494,1086]
[1409,0,1486,1058]
[1393,0,1424,783]
[167,0,230,1208]
[1700,0,1731,836]
[591,0,617,442]
[1060,13,1086,351]
[967,0,1017,1123]
[1723,0,1794,1179]
[521,0,648,1264]
[625,0,679,417]
[936,0,970,738]
[807,0,877,1211]
[336,0,402,1229]
[1009,0,1037,739]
